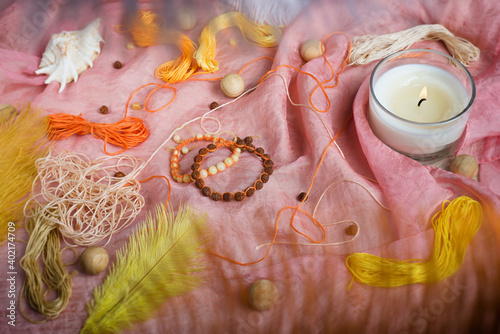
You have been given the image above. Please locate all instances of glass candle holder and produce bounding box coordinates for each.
[368,49,476,163]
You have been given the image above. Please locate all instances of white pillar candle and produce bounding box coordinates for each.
[368,49,475,161]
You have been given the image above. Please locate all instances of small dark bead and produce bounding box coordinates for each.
[202,186,212,197]
[255,147,265,155]
[297,192,308,202]
[245,187,255,197]
[207,144,217,151]
[99,105,109,114]
[264,160,274,167]
[236,139,245,147]
[194,155,203,163]
[191,163,200,171]
[254,180,263,190]
[346,224,358,236]
[191,171,201,180]
[244,136,253,145]
[246,144,255,153]
[234,191,245,201]
[264,166,273,175]
[263,154,271,160]
[223,192,234,202]
[260,173,270,183]
[210,101,219,109]
[114,171,126,178]
[195,179,205,189]
[211,192,222,201]
[113,61,123,69]
[198,148,209,156]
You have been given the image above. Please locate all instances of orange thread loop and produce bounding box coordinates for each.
[48,114,149,155]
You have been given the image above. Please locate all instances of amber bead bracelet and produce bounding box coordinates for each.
[190,137,274,202]
[171,134,241,183]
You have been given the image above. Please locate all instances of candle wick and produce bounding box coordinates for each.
[418,98,427,107]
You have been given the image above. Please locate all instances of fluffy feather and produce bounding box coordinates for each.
[81,204,210,334]
[0,104,49,243]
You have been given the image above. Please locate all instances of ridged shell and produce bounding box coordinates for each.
[35,18,104,93]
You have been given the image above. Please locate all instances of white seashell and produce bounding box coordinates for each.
[35,18,104,93]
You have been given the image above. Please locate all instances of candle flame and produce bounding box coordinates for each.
[419,86,428,100]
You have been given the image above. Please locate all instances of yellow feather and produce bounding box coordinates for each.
[0,104,49,243]
[81,204,211,334]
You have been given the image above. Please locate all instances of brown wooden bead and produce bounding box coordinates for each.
[191,163,200,171]
[254,180,263,190]
[244,136,253,145]
[246,144,255,153]
[209,101,219,109]
[245,187,255,197]
[236,139,245,147]
[260,173,269,183]
[264,166,273,175]
[346,224,358,236]
[255,147,265,155]
[234,191,245,201]
[114,171,126,178]
[113,61,123,69]
[202,186,212,197]
[211,192,222,201]
[262,154,270,160]
[297,192,308,202]
[223,192,233,202]
[198,148,209,156]
[264,160,274,167]
[195,179,205,189]
[191,171,201,180]
[207,143,217,151]
[194,155,203,163]
[99,105,109,114]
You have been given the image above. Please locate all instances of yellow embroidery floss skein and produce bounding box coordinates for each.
[193,12,282,73]
[129,10,199,83]
[346,196,482,289]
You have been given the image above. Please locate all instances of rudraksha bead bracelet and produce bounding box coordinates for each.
[190,139,273,202]
[170,134,241,183]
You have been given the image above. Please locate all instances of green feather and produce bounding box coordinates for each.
[81,204,210,334]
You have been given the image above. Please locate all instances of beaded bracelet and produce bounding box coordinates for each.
[190,136,274,202]
[170,133,241,183]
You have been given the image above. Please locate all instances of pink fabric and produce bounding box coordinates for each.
[1,0,499,333]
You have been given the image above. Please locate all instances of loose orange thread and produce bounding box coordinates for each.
[205,113,353,265]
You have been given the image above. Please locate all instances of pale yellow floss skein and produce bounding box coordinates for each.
[193,12,282,73]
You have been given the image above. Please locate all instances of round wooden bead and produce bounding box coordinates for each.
[248,279,278,311]
[211,192,222,201]
[300,39,325,62]
[132,103,141,110]
[223,192,233,202]
[346,224,358,236]
[245,187,255,197]
[297,192,308,202]
[114,171,126,178]
[234,191,245,201]
[202,186,212,197]
[220,73,245,98]
[195,179,205,189]
[176,7,196,30]
[450,154,478,178]
[80,246,109,275]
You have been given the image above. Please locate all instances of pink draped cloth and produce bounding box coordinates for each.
[1,0,499,333]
